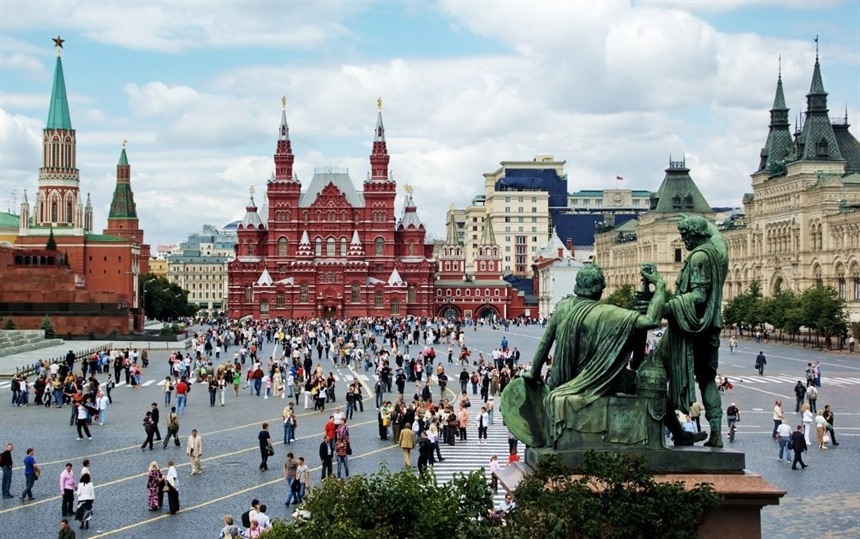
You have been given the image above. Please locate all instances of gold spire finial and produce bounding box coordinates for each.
[249,186,255,196]
[404,184,413,195]
[377,96,383,112]
[281,96,287,110]
[53,35,64,57]
[122,139,128,149]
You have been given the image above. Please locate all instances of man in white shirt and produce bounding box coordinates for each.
[776,420,793,462]
[253,504,272,530]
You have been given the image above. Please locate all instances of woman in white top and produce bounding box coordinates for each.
[161,377,173,405]
[74,472,95,529]
[96,392,109,426]
[801,403,814,445]
[814,410,831,449]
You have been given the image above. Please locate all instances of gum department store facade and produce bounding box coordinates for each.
[595,52,860,323]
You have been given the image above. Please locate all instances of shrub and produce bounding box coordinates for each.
[39,315,56,339]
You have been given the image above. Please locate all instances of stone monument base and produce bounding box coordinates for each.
[497,462,785,539]
[525,445,746,474]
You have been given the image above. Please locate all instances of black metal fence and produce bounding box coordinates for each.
[13,343,114,378]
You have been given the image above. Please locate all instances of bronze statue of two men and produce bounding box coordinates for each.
[504,214,728,451]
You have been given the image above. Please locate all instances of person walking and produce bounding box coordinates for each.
[318,435,333,480]
[75,404,92,441]
[790,425,808,470]
[476,406,489,444]
[150,403,162,442]
[814,410,830,449]
[283,453,298,507]
[335,435,349,479]
[823,405,840,446]
[96,391,108,426]
[282,405,296,445]
[399,424,415,467]
[416,430,433,474]
[59,463,76,517]
[161,377,173,405]
[755,351,766,376]
[0,443,13,499]
[294,457,309,504]
[771,400,784,440]
[164,460,179,514]
[802,404,814,445]
[21,448,38,501]
[793,381,806,413]
[175,377,189,415]
[141,411,155,451]
[806,385,818,413]
[73,473,94,529]
[146,461,163,511]
[186,429,203,475]
[58,518,75,539]
[776,421,792,462]
[258,423,272,471]
[163,407,181,449]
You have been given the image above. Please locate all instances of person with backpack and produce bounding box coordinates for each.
[163,407,181,449]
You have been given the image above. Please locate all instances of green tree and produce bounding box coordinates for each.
[3,318,16,330]
[45,228,57,251]
[267,467,497,539]
[723,279,764,332]
[799,284,848,345]
[39,315,56,339]
[140,274,197,321]
[602,283,636,310]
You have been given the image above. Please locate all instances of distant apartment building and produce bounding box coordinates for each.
[166,223,237,313]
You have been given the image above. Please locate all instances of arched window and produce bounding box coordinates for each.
[260,300,269,314]
[244,285,253,303]
[407,285,416,303]
[340,237,348,256]
[276,292,285,307]
[278,237,288,256]
[351,283,361,303]
[326,238,336,256]
[51,199,58,222]
[66,200,73,223]
[374,291,383,308]
[391,299,400,315]
[315,238,322,256]
[374,237,384,255]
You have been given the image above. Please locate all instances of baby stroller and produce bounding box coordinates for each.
[75,500,94,529]
[718,378,733,394]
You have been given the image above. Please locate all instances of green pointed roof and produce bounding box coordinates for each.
[118,147,129,166]
[46,55,72,130]
[758,73,795,173]
[108,183,138,219]
[650,161,712,214]
[809,57,826,95]
[797,56,843,162]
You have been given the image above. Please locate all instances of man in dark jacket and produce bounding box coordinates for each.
[319,435,333,480]
[755,351,767,375]
[790,425,808,470]
[823,405,839,446]
[416,431,434,474]
[793,381,806,412]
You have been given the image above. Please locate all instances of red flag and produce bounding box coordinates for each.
[616,176,624,180]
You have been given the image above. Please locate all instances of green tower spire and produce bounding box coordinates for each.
[46,36,72,130]
[108,144,138,219]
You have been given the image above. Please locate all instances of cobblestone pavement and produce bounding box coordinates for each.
[0,324,857,537]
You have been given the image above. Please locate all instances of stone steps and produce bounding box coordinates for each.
[0,330,64,358]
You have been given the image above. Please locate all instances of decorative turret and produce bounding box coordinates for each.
[236,187,266,258]
[84,193,93,232]
[369,97,390,180]
[19,190,29,230]
[274,96,296,182]
[37,35,80,227]
[104,142,145,243]
[348,230,365,258]
[795,41,843,163]
[473,215,501,280]
[296,229,313,258]
[437,204,465,281]
[397,185,424,231]
[758,59,795,174]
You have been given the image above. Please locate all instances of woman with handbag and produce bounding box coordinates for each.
[146,461,162,511]
[815,410,831,449]
[258,423,273,471]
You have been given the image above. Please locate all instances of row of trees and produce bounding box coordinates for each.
[722,280,852,345]
[140,274,198,322]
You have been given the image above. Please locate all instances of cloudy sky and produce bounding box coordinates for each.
[1,1,858,250]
